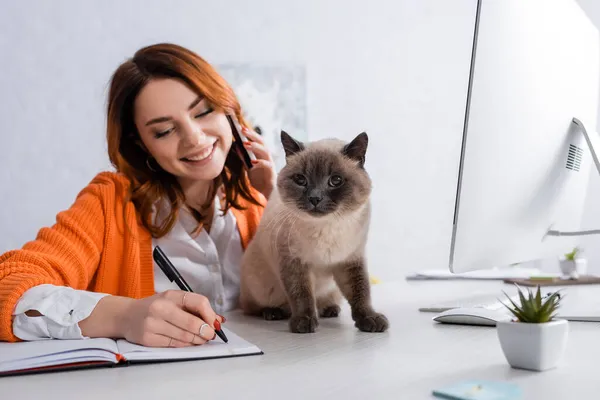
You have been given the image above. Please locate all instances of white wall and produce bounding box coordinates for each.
[0,0,478,281]
[3,0,600,281]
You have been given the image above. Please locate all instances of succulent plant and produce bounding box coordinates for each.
[564,247,581,261]
[501,285,563,323]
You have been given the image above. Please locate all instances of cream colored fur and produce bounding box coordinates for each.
[239,188,370,315]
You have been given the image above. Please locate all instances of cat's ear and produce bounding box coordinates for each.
[342,132,368,168]
[281,130,305,158]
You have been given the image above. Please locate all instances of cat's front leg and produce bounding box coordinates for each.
[279,257,318,333]
[333,257,389,332]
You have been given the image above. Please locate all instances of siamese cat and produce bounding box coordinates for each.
[240,130,388,334]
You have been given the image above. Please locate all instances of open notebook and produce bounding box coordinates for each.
[0,327,262,377]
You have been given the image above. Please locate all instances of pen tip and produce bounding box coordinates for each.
[215,329,228,343]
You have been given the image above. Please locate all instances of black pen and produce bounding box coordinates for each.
[153,246,228,343]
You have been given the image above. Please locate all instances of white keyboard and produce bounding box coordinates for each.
[419,292,519,313]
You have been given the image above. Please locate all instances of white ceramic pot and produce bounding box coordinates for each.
[496,319,569,371]
[559,257,587,278]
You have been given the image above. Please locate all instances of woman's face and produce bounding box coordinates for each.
[134,78,233,186]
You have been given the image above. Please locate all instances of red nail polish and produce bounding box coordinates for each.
[214,319,222,331]
[218,314,226,323]
[212,332,216,340]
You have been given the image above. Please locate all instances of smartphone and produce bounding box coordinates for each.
[227,114,257,169]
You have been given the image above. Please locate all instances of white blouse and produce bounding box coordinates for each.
[11,195,244,341]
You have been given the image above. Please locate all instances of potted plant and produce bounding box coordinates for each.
[559,247,587,278]
[496,285,568,371]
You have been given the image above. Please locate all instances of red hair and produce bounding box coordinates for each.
[106,43,261,237]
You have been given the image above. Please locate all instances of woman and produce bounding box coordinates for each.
[0,43,275,347]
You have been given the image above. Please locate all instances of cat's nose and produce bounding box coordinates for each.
[309,196,323,206]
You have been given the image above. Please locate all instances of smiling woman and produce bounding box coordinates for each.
[137,82,232,198]
[128,78,237,235]
[0,43,276,348]
[107,44,273,238]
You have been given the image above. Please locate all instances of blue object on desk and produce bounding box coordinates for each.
[432,380,521,400]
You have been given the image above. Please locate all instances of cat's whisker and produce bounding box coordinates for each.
[277,213,299,254]
[265,207,296,232]
[269,210,289,240]
[264,210,285,247]
[271,209,297,253]
[263,209,286,232]
[286,217,299,254]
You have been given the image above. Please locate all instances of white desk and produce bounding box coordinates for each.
[1,279,599,399]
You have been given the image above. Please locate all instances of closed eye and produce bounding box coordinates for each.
[154,108,213,139]
[155,128,174,139]
[194,108,214,119]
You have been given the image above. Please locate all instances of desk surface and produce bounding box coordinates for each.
[1,279,599,399]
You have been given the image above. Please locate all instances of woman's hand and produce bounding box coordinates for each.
[243,126,276,199]
[79,290,224,348]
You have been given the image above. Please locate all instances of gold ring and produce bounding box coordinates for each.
[182,292,188,307]
[199,323,210,339]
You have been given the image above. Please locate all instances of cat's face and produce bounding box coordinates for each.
[277,131,371,218]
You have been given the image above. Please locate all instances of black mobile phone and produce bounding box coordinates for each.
[227,114,256,169]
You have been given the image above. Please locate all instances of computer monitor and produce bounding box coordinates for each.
[449,0,600,273]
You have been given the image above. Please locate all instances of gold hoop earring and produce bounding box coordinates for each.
[146,157,157,172]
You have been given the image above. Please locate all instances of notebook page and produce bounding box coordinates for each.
[0,338,119,373]
[116,328,262,361]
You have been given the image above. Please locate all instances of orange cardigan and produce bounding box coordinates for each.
[0,172,265,342]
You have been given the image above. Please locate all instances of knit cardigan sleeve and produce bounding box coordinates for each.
[0,179,109,342]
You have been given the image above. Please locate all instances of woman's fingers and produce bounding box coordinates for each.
[244,141,271,161]
[250,159,273,170]
[153,290,228,345]
[139,332,195,348]
[157,318,208,345]
[163,305,216,341]
[141,313,207,345]
[159,333,196,348]
[163,290,220,333]
[242,126,264,144]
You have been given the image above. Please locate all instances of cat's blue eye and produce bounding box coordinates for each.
[328,175,344,187]
[292,174,307,186]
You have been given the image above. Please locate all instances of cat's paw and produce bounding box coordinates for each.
[319,305,341,318]
[354,312,389,332]
[289,315,319,333]
[261,307,290,321]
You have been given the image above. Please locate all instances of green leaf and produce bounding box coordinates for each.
[565,247,581,261]
[504,285,563,323]
[518,289,535,321]
[516,287,527,309]
[537,291,561,322]
[512,309,528,321]
[501,291,522,311]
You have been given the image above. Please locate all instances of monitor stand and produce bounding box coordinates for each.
[547,117,600,237]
